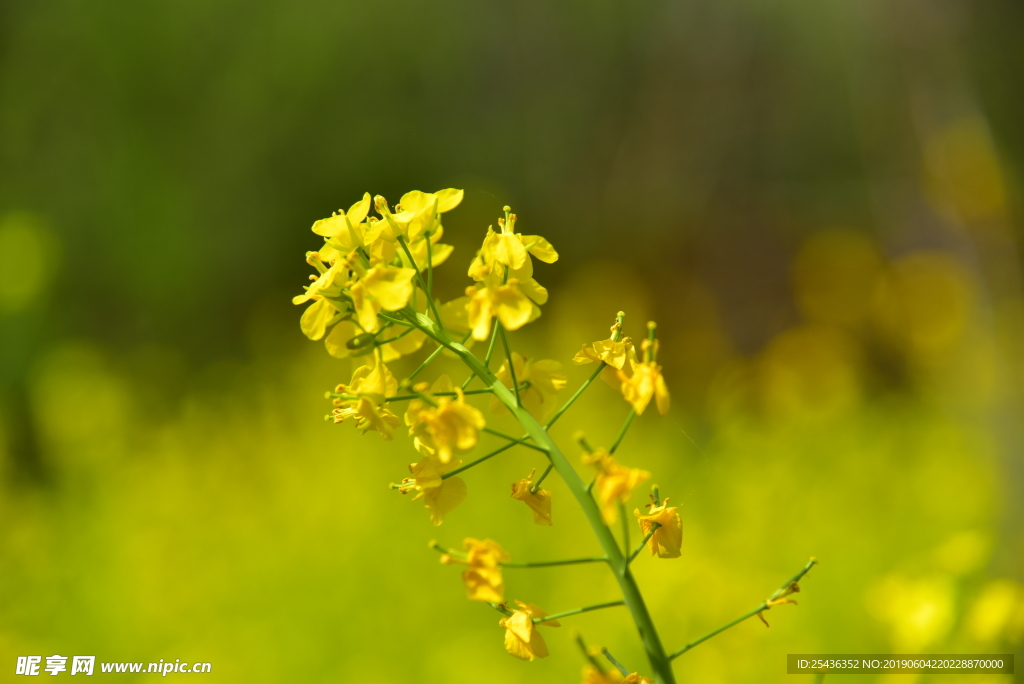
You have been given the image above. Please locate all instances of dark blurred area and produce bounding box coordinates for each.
[2,1,1023,681]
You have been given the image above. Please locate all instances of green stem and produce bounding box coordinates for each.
[627,523,660,564]
[462,318,502,390]
[441,442,516,479]
[530,463,554,494]
[408,311,677,684]
[609,408,636,454]
[575,634,605,673]
[620,502,630,555]
[602,648,631,677]
[533,600,625,624]
[407,345,446,382]
[544,312,627,429]
[429,542,606,568]
[545,362,605,429]
[329,384,529,403]
[669,558,819,660]
[396,234,443,325]
[498,323,521,407]
[482,427,547,453]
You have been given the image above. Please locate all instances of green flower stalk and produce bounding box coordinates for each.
[292,189,817,682]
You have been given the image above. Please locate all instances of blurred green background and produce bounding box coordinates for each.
[1,0,1023,681]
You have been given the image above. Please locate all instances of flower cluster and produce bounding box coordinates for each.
[294,188,812,684]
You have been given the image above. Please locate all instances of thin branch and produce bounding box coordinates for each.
[441,442,516,479]
[482,427,547,452]
[533,600,625,624]
[601,648,631,677]
[498,323,521,407]
[669,558,819,660]
[609,408,636,454]
[429,542,606,568]
[530,463,554,494]
[462,318,501,390]
[627,523,660,564]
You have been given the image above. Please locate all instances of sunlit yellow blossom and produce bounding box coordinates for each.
[583,449,650,524]
[465,276,539,340]
[311,193,374,261]
[618,360,669,416]
[510,469,553,525]
[297,297,342,341]
[440,538,509,602]
[473,209,558,273]
[574,335,636,370]
[405,375,486,464]
[490,352,567,419]
[635,499,683,558]
[340,356,398,401]
[499,601,560,661]
[374,189,463,242]
[349,263,416,333]
[400,456,467,525]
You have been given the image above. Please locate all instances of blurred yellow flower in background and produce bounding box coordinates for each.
[440,538,509,603]
[491,352,568,419]
[583,449,650,525]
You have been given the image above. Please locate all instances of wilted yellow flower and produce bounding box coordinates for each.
[400,456,468,525]
[350,263,416,333]
[510,470,553,525]
[490,352,567,419]
[583,449,650,525]
[465,275,539,340]
[405,375,486,464]
[499,601,560,661]
[635,500,682,558]
[440,538,509,602]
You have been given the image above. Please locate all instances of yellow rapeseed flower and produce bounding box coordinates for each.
[635,499,683,558]
[573,335,636,371]
[401,456,468,526]
[583,449,650,525]
[616,333,669,415]
[465,275,538,340]
[490,352,567,419]
[440,538,509,602]
[405,375,486,464]
[499,601,560,661]
[474,209,558,273]
[510,469,553,525]
[350,263,416,333]
[330,355,401,439]
[310,193,373,259]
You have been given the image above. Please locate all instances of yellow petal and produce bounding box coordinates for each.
[299,298,336,340]
[435,188,464,213]
[423,476,467,525]
[364,265,416,311]
[520,235,558,263]
[324,320,359,357]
